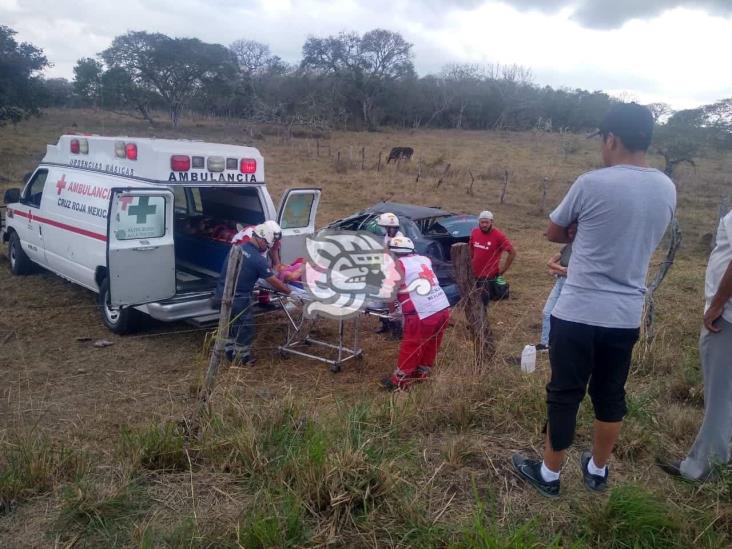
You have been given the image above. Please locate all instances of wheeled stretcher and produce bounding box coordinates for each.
[255,283,397,372]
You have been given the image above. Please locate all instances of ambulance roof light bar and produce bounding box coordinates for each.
[240,158,257,174]
[70,138,89,155]
[170,155,191,171]
[126,143,137,161]
[113,140,138,160]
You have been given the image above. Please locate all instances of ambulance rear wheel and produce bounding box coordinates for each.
[8,232,34,275]
[99,278,140,334]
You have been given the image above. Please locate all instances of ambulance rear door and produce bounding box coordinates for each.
[107,188,176,307]
[276,188,321,264]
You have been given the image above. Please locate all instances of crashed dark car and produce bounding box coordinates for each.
[321,202,478,305]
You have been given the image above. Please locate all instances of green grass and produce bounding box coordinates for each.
[0,430,88,513]
[236,495,308,548]
[55,479,150,547]
[119,420,189,473]
[582,485,682,548]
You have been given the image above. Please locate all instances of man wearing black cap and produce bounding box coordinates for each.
[512,103,677,497]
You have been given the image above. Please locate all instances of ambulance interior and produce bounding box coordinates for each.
[170,186,264,293]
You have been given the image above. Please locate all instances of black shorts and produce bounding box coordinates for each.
[546,316,640,451]
[476,277,509,305]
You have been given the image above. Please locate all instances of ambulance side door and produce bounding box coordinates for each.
[276,188,321,264]
[16,169,49,266]
[107,188,176,307]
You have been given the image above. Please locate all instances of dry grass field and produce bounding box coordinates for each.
[1,109,731,547]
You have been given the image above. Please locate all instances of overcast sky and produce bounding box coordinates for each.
[2,0,731,109]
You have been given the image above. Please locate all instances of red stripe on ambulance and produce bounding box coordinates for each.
[12,209,107,242]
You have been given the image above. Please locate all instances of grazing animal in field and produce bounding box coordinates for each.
[387,147,414,164]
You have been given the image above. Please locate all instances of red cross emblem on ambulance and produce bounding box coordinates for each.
[56,174,67,195]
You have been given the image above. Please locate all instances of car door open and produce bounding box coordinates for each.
[107,188,176,307]
[277,188,321,264]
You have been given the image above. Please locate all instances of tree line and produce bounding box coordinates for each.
[1,23,731,161]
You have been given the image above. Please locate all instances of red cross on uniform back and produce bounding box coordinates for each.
[418,263,436,286]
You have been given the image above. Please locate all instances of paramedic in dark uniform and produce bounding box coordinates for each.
[215,223,291,366]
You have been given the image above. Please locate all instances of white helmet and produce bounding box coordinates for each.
[377,212,400,228]
[388,236,415,255]
[253,222,278,248]
[262,220,282,241]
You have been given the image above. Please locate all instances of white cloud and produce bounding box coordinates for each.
[2,0,731,109]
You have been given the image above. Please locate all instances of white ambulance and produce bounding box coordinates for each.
[1,135,320,333]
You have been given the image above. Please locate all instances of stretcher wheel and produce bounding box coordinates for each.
[278,349,289,359]
[356,351,364,360]
[329,363,341,373]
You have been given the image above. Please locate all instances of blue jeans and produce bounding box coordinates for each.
[227,297,255,358]
[540,277,566,346]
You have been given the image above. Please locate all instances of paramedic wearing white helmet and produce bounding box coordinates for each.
[214,223,291,366]
[381,236,451,391]
[375,212,405,336]
[231,219,283,268]
[377,212,404,247]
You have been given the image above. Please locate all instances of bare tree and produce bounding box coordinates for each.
[301,29,414,129]
[442,63,483,129]
[646,102,673,122]
[230,39,272,76]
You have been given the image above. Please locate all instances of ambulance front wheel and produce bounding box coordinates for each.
[8,232,34,275]
[99,278,140,334]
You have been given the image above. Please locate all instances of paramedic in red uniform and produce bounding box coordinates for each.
[381,236,451,391]
[469,210,516,303]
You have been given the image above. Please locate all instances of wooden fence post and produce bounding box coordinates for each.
[377,151,382,172]
[500,169,509,204]
[361,147,365,170]
[435,163,451,189]
[642,216,682,353]
[451,243,494,363]
[467,169,475,195]
[190,245,243,433]
[415,159,422,183]
[540,177,549,213]
[316,139,320,157]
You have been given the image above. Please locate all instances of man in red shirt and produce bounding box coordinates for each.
[469,211,516,303]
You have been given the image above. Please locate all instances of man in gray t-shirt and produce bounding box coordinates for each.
[513,103,677,498]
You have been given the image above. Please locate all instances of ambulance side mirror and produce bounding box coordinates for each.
[3,188,20,204]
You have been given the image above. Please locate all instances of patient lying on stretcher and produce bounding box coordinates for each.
[275,258,305,286]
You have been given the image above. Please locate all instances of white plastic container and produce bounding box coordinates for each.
[520,345,536,373]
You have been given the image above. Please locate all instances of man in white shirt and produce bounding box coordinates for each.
[659,210,732,481]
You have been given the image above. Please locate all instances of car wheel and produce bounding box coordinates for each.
[98,278,140,334]
[8,232,34,275]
